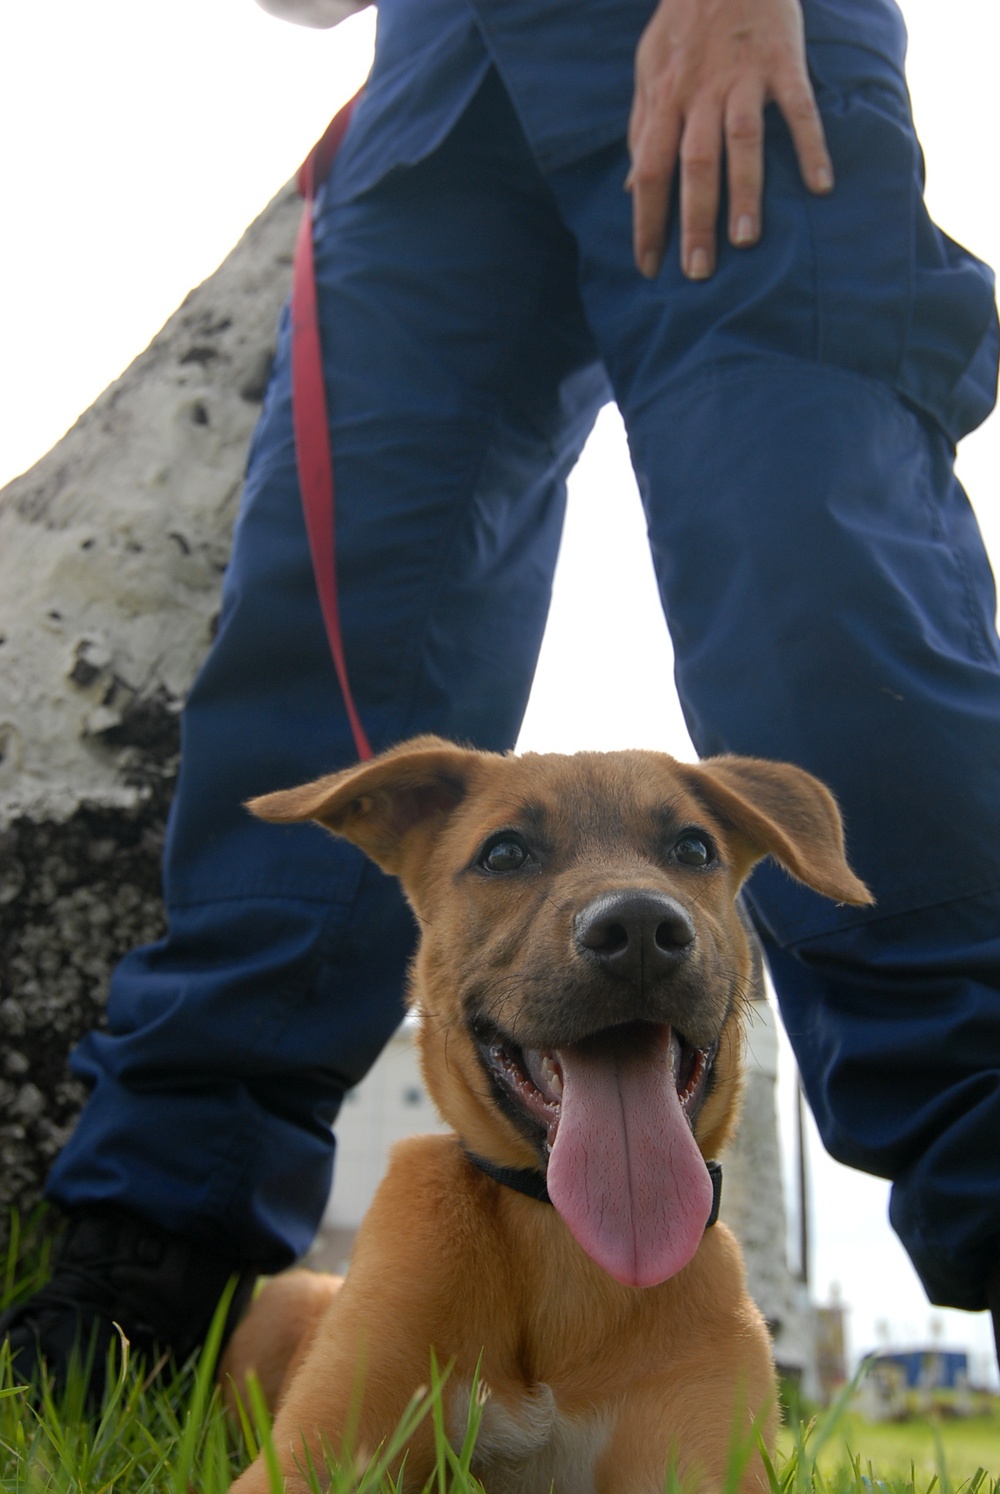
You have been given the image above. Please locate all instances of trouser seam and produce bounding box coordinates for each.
[627,348,921,432]
[777,875,1000,954]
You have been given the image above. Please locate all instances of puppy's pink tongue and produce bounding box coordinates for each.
[546,1026,712,1288]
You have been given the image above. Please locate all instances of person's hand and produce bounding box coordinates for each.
[627,0,833,280]
[253,0,371,28]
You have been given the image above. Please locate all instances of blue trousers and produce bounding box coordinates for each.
[51,51,1000,1310]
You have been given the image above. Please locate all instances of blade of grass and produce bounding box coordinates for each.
[453,1353,487,1478]
[172,1275,239,1494]
[227,1379,261,1465]
[245,1371,284,1494]
[354,1376,442,1492]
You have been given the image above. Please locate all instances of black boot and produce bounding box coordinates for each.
[0,1207,257,1404]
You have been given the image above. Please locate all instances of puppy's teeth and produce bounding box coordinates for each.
[540,1056,562,1099]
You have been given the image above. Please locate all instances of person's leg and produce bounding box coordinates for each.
[6,70,606,1381]
[551,38,1000,1315]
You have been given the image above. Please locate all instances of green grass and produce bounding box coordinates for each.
[2,1211,998,1493]
[780,1409,1000,1487]
[778,1377,1000,1490]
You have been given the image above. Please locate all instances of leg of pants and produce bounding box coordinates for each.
[548,42,1000,1308]
[48,74,608,1268]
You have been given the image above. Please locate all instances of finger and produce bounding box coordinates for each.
[772,66,834,195]
[678,103,724,279]
[630,104,683,279]
[725,78,765,247]
[626,86,646,168]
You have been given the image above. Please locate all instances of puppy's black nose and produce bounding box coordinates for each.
[573,890,695,982]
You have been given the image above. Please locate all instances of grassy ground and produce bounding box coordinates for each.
[782,1411,1000,1486]
[2,1213,998,1493]
[777,1403,1000,1489]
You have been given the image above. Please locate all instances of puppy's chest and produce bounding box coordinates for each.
[449,1379,612,1494]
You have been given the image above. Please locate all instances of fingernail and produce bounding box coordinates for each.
[815,164,834,193]
[641,250,660,279]
[624,167,634,192]
[734,213,756,246]
[687,247,711,280]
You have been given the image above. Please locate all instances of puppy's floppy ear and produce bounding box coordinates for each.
[247,735,482,876]
[678,755,873,906]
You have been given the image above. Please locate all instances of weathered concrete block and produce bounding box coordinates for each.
[0,180,301,1235]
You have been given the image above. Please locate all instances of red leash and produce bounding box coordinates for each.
[292,93,373,762]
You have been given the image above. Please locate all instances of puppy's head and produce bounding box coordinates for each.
[250,737,869,1288]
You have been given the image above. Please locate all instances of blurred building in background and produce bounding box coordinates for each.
[853,1347,998,1420]
[815,1293,849,1404]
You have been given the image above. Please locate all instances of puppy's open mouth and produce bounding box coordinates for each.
[477,1019,715,1154]
[473,1019,719,1289]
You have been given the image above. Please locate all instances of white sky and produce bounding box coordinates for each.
[2,0,998,1385]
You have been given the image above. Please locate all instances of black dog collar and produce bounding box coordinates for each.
[464,1150,723,1229]
[464,1151,553,1203]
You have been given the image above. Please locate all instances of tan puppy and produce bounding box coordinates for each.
[223,737,870,1493]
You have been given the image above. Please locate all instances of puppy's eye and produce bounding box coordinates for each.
[672,832,714,868]
[479,836,530,873]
